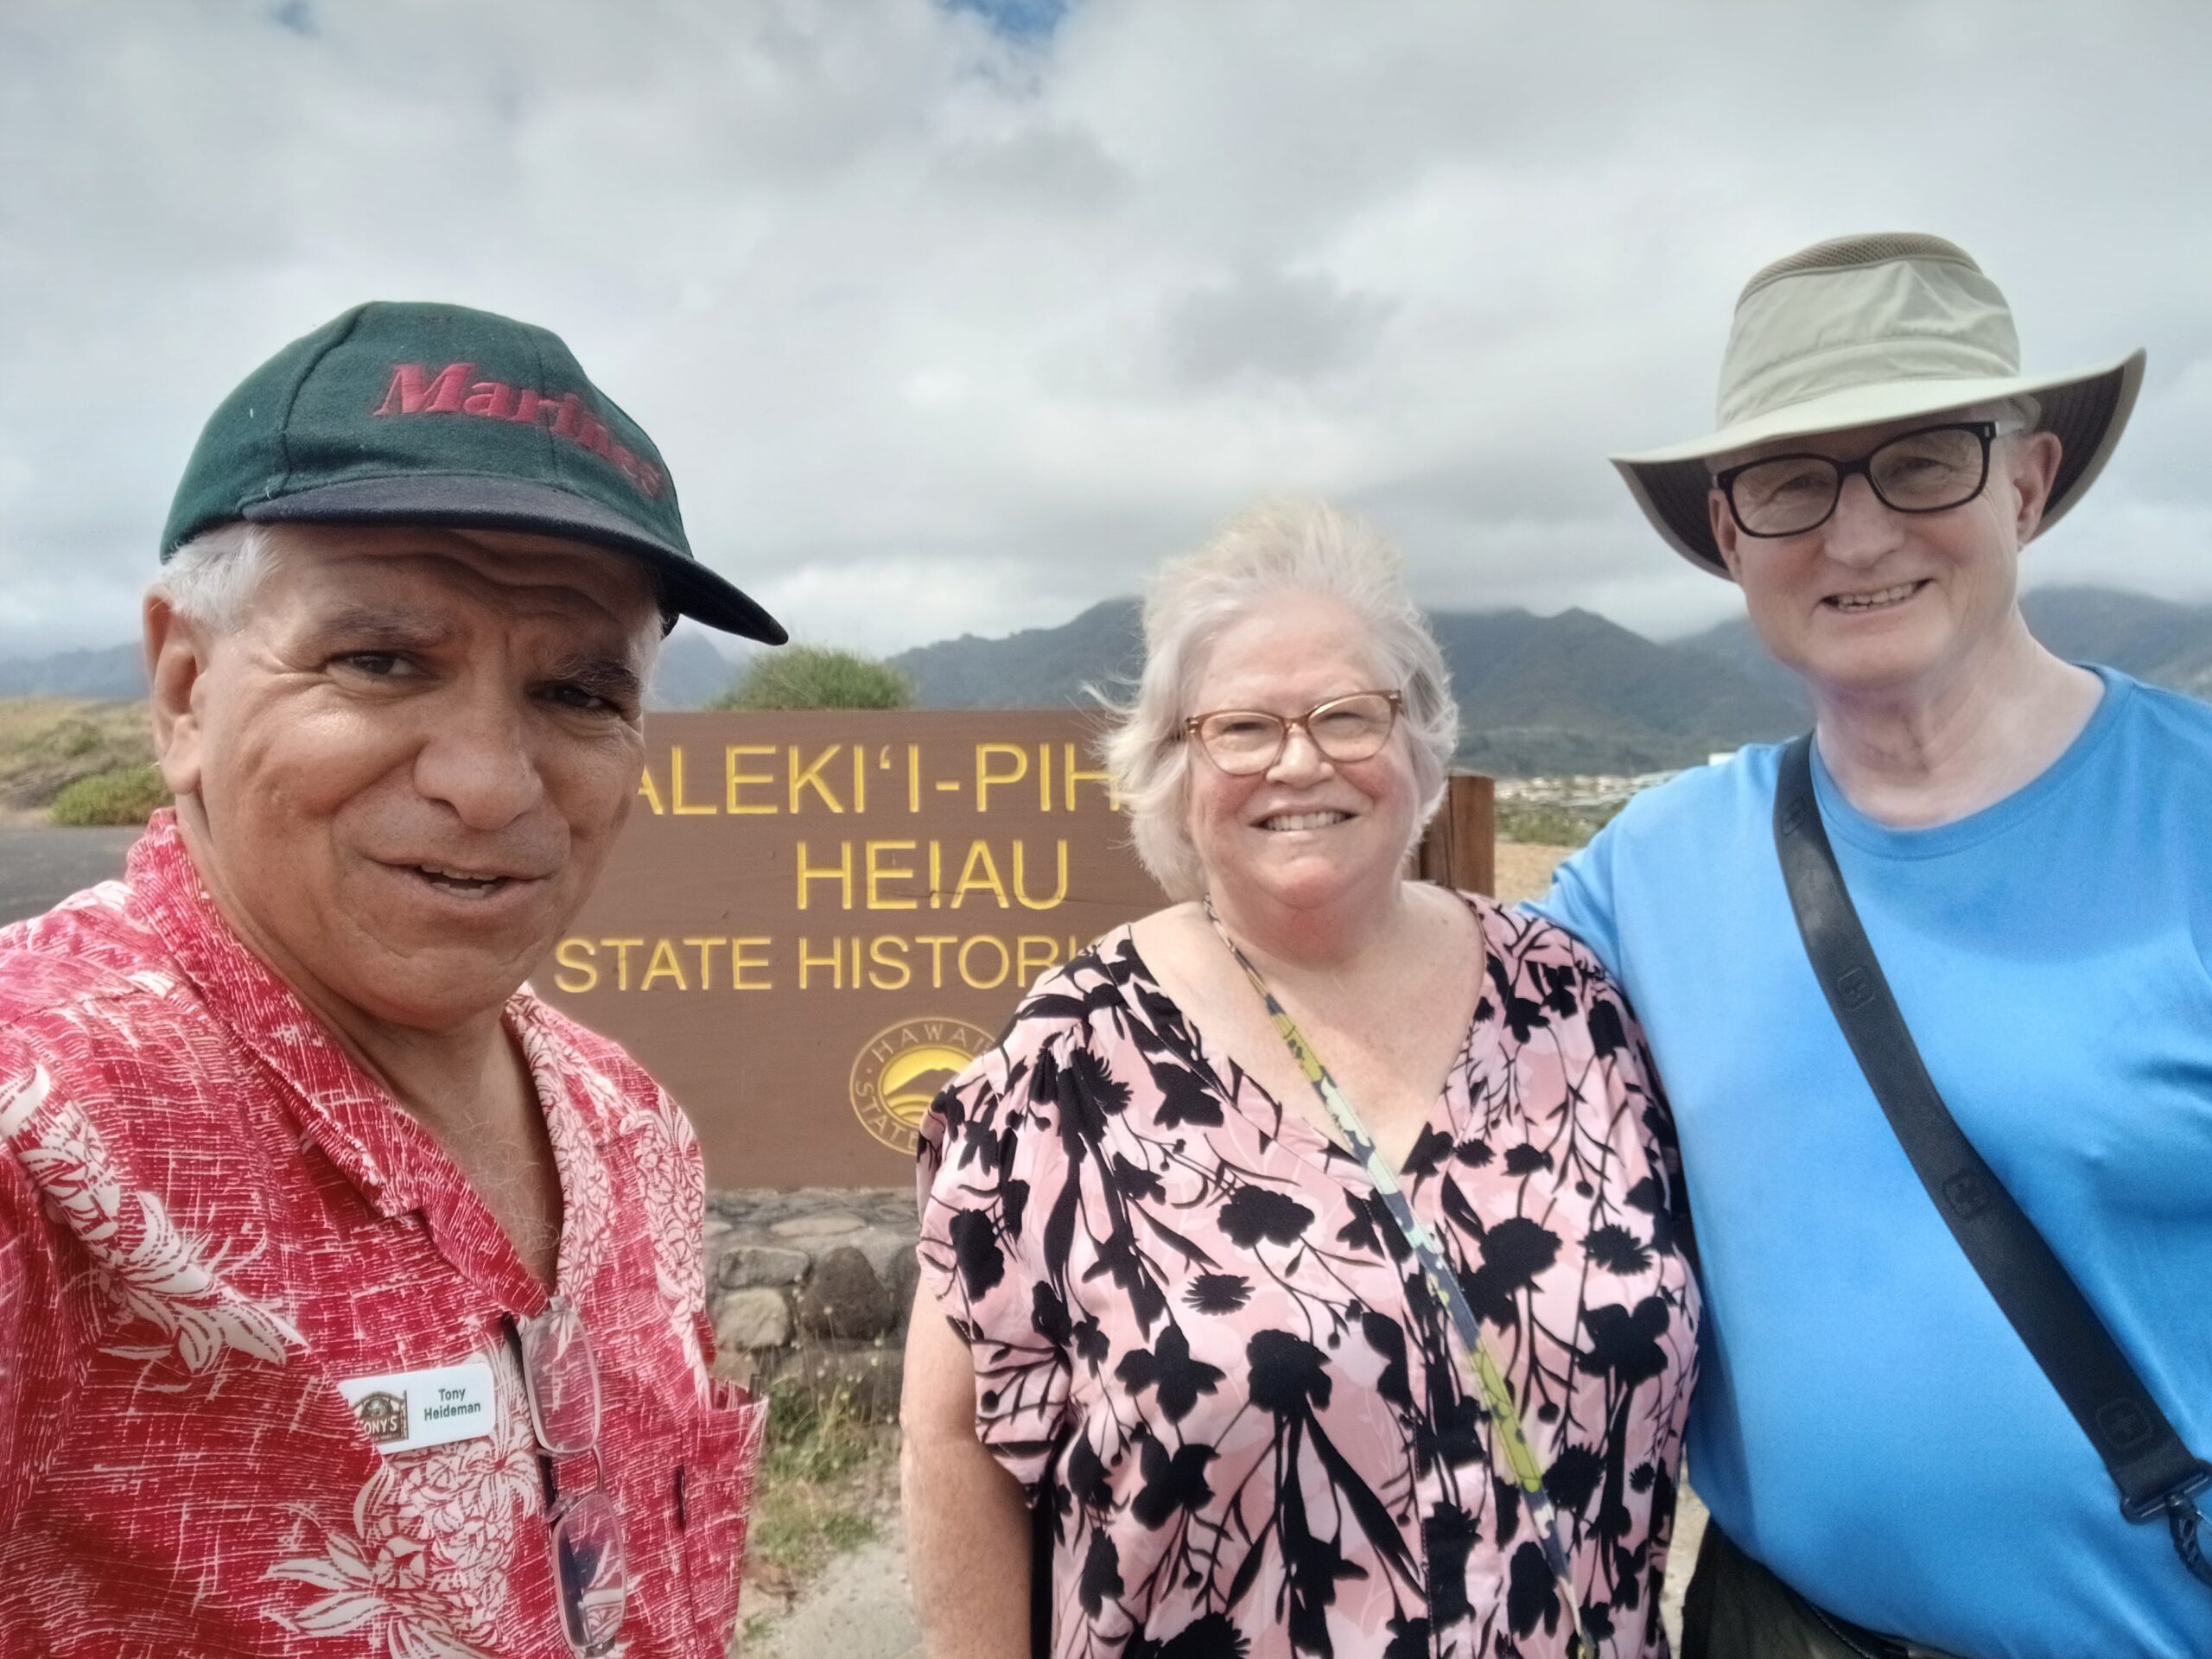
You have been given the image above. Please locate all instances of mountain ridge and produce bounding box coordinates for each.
[9,585,2209,777]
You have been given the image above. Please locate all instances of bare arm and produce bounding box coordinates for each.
[901,1284,1034,1659]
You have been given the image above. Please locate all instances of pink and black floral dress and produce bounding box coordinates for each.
[918,895,1699,1659]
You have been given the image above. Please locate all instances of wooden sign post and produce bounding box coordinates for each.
[1417,772,1496,896]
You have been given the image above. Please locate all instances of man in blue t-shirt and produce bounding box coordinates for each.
[1534,233,2212,1658]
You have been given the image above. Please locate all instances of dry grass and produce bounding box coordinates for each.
[1490,842,1573,905]
[741,1381,901,1643]
[0,699,155,822]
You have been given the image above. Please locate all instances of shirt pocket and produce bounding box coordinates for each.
[678,1377,769,1654]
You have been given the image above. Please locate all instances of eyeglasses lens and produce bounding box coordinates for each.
[1731,426,1987,536]
[518,1297,601,1455]
[551,1486,628,1655]
[517,1298,626,1655]
[1869,426,1986,510]
[1196,694,1396,775]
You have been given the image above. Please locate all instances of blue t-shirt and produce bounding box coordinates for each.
[1532,667,2212,1658]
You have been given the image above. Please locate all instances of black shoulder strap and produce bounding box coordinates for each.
[1772,734,2211,1588]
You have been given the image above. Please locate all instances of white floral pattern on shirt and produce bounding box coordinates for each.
[0,813,764,1656]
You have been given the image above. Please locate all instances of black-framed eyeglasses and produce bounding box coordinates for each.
[1178,690,1403,776]
[509,1296,628,1656]
[1714,421,2006,539]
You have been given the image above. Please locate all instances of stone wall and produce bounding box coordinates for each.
[704,1188,919,1416]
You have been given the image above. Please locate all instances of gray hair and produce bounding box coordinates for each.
[158,522,283,632]
[1102,499,1459,901]
[154,521,664,671]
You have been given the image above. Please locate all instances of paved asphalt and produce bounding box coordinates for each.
[0,824,141,927]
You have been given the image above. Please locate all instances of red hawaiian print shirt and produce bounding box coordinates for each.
[0,813,765,1658]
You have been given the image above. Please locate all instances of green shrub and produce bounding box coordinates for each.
[710,646,912,711]
[48,763,170,827]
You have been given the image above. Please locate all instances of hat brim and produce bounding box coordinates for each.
[243,474,788,644]
[1611,350,2146,578]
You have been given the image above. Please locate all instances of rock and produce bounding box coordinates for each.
[798,1245,893,1342]
[719,1243,810,1290]
[770,1211,866,1240]
[848,1226,918,1285]
[880,1249,921,1331]
[714,1287,792,1354]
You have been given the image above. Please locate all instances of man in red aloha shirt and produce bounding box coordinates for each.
[0,303,787,1657]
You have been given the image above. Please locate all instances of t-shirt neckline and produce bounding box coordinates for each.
[1809,664,2132,861]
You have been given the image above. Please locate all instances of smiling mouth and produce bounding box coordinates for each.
[403,862,529,899]
[1259,810,1351,833]
[1824,580,1927,614]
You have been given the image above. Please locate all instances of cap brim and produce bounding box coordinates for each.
[1611,350,2146,577]
[244,474,788,644]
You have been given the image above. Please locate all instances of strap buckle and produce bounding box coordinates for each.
[2120,1461,2210,1525]
[2121,1463,2212,1592]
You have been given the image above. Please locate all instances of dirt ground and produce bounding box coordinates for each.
[1490,840,1574,904]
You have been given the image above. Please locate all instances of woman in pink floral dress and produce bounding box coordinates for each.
[904,502,1698,1659]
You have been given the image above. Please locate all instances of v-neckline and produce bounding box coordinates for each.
[1113,890,1492,1183]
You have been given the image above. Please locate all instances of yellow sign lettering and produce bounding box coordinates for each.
[1016,934,1059,985]
[917,935,957,989]
[951,841,1009,909]
[1014,839,1068,910]
[789,745,845,814]
[959,934,1010,989]
[799,936,842,990]
[605,938,645,991]
[797,841,855,911]
[670,747,715,816]
[553,937,597,994]
[868,935,912,991]
[866,840,918,910]
[731,938,772,990]
[640,938,688,991]
[725,745,777,814]
[1065,744,1117,811]
[976,742,1027,812]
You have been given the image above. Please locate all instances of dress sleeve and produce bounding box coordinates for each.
[914,1020,1072,1491]
[1567,936,1694,1267]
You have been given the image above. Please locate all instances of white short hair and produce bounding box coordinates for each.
[158,522,283,632]
[1102,499,1459,901]
[153,521,664,671]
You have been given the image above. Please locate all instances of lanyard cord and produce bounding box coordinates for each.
[1200,898,1592,1656]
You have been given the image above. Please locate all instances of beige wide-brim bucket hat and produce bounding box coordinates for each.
[1614,232,2146,578]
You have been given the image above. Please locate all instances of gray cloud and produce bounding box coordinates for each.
[3,0,2209,663]
[1162,269,1397,388]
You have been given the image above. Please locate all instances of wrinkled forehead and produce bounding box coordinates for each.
[268,523,659,652]
[1709,399,2019,475]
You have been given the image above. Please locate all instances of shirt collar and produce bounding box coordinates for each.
[123,811,611,1217]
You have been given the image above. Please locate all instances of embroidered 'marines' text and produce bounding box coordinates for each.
[374,363,664,498]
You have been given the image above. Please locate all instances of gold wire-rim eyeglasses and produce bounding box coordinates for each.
[1176,690,1404,776]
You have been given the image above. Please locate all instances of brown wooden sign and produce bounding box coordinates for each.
[532,711,1161,1189]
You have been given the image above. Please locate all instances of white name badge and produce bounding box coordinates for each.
[337,1359,499,1455]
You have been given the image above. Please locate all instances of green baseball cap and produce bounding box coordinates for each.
[161,302,786,643]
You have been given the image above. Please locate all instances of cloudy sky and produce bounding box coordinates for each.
[3,0,2208,661]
